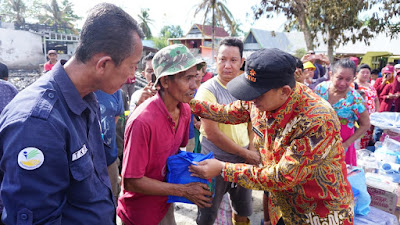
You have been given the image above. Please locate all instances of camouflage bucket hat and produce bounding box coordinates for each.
[152,44,204,86]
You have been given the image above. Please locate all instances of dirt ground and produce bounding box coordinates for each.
[116,190,264,225]
[174,190,264,225]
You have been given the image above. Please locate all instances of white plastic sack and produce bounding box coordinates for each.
[370,112,400,133]
[374,137,400,163]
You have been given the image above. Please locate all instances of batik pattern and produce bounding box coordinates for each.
[190,83,354,225]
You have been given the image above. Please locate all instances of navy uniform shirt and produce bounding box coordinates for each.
[0,63,115,225]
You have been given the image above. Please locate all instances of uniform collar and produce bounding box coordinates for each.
[52,62,95,115]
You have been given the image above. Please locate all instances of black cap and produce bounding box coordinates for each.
[227,48,296,101]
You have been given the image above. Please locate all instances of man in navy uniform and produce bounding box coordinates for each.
[0,3,143,224]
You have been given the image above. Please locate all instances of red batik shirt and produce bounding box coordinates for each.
[190,83,354,225]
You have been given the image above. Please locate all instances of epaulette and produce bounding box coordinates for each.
[31,89,58,120]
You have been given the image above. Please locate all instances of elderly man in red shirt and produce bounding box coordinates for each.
[118,44,212,225]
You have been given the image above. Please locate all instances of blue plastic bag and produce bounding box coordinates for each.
[347,167,371,215]
[166,151,214,204]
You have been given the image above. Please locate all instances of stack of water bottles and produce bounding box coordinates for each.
[357,136,400,184]
[374,137,400,182]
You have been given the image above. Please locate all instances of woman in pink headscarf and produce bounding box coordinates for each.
[379,70,400,112]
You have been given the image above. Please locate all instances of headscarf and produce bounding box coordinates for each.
[392,74,400,93]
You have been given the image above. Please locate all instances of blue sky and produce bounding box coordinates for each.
[69,0,288,36]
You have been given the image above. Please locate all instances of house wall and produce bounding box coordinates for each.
[243,32,261,51]
[200,46,216,59]
[0,28,45,70]
[244,32,257,44]
[244,43,260,51]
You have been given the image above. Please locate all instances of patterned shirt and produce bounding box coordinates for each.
[190,83,354,225]
[358,85,377,114]
[0,80,18,114]
[314,81,365,129]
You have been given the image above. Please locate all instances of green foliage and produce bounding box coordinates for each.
[36,0,80,34]
[0,0,27,24]
[194,0,241,36]
[160,25,183,38]
[252,0,396,62]
[230,21,244,36]
[138,8,153,39]
[294,48,306,59]
[152,36,168,50]
[253,0,314,51]
[0,0,80,33]
[374,0,400,37]
[153,25,184,50]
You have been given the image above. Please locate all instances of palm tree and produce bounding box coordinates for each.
[194,0,236,61]
[42,0,62,25]
[230,21,243,37]
[7,0,26,25]
[138,8,153,39]
[39,0,80,33]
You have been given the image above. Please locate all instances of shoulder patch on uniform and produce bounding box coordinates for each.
[18,147,45,170]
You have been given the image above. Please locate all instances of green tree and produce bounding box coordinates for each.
[230,21,244,36]
[152,25,184,50]
[309,0,374,62]
[152,36,168,50]
[194,0,238,60]
[38,0,80,33]
[373,0,400,38]
[253,0,315,52]
[138,8,153,39]
[194,0,237,35]
[160,25,183,38]
[0,0,27,24]
[294,48,306,59]
[253,0,383,62]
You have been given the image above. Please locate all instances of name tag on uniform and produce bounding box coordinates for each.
[72,144,88,161]
[252,126,264,139]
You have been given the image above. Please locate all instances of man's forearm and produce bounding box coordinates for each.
[123,176,213,208]
[190,99,250,125]
[124,176,184,197]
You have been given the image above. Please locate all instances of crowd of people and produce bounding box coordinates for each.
[1,3,400,225]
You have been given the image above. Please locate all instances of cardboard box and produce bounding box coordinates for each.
[367,185,398,214]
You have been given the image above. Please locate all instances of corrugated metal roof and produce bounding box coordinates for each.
[142,40,155,49]
[194,24,230,38]
[244,28,305,53]
[244,28,400,55]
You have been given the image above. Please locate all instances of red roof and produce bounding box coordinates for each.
[195,24,229,37]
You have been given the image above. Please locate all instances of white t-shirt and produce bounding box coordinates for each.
[129,88,144,114]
